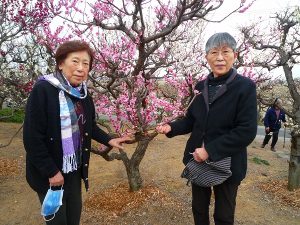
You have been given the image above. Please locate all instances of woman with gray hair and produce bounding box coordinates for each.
[157,32,257,225]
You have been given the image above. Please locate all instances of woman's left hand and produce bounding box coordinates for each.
[108,135,133,150]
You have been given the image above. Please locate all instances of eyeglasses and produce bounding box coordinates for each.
[208,49,234,58]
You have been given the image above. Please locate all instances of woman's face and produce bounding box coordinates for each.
[205,45,237,77]
[59,51,91,87]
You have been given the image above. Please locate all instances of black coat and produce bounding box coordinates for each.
[23,80,112,193]
[167,69,257,183]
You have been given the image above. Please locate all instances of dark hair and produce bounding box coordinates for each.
[273,97,282,107]
[54,40,94,71]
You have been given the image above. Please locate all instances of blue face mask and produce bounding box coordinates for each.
[41,186,64,221]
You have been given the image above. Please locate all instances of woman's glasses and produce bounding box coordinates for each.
[208,49,234,58]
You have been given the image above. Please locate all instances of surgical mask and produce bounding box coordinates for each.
[41,186,64,221]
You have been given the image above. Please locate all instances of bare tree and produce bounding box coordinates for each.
[241,7,300,190]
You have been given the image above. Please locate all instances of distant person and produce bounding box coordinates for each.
[261,98,286,152]
[23,40,131,225]
[156,32,257,225]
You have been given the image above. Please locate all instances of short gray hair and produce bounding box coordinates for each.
[205,32,237,53]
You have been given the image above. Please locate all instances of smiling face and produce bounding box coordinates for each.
[58,51,91,87]
[205,45,237,77]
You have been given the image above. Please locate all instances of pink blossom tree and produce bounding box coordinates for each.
[34,0,255,191]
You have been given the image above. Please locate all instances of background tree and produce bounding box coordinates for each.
[0,0,51,109]
[241,6,300,190]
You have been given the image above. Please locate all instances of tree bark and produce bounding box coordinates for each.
[0,97,4,110]
[288,133,300,190]
[124,136,152,191]
[125,161,144,192]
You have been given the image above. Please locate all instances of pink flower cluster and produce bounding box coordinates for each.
[5,0,50,32]
[94,35,136,74]
[94,70,191,134]
[36,25,73,52]
[92,1,114,22]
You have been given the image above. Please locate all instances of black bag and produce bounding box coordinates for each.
[181,157,232,187]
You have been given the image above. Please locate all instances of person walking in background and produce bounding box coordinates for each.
[261,98,286,152]
[23,40,131,225]
[156,32,257,225]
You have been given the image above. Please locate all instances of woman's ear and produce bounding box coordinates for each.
[233,51,238,59]
[58,61,64,71]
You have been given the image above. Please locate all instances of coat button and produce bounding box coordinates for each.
[85,132,88,136]
[85,178,88,181]
[85,148,88,152]
[50,138,53,141]
[84,164,88,167]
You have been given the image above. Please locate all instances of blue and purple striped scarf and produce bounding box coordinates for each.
[41,72,87,174]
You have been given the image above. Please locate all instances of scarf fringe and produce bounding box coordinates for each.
[62,153,78,174]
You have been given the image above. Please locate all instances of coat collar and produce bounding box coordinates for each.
[202,68,238,112]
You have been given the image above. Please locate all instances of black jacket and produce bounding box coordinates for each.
[23,80,112,193]
[167,69,257,183]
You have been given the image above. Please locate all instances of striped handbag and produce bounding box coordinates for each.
[181,157,232,187]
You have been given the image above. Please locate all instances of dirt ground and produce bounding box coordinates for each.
[0,122,300,225]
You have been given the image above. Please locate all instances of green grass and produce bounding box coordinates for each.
[0,108,25,123]
[252,157,270,166]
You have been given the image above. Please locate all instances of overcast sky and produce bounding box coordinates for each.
[203,0,300,78]
[205,0,300,37]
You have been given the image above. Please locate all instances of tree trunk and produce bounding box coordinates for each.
[124,136,154,191]
[125,162,143,192]
[0,97,4,110]
[288,133,300,190]
[92,132,157,192]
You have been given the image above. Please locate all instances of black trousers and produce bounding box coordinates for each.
[38,170,82,225]
[191,180,239,225]
[262,129,279,148]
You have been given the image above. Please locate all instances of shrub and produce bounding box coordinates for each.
[0,108,25,123]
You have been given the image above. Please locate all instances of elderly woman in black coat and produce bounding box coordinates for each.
[23,40,130,225]
[157,32,257,225]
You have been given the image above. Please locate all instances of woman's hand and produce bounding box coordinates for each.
[108,135,133,150]
[192,147,209,162]
[156,124,171,134]
[49,171,64,186]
